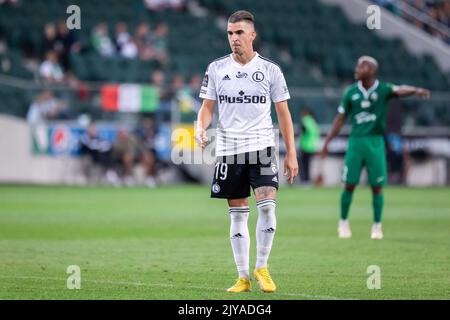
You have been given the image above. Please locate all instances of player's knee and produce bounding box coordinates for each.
[256,197,276,214]
[371,186,383,195]
[257,203,276,222]
[258,204,273,216]
[229,209,249,222]
[345,184,356,192]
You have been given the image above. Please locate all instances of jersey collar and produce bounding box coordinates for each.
[230,51,259,67]
[357,79,379,100]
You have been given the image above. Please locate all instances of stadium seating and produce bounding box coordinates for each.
[199,0,450,90]
[0,0,449,125]
[0,49,33,79]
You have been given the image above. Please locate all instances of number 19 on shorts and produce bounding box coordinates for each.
[215,163,228,180]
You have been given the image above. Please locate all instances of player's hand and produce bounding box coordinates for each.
[194,127,208,149]
[416,88,431,99]
[320,143,328,159]
[284,152,298,184]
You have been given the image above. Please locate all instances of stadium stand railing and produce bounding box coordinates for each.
[0,0,449,126]
[373,0,450,45]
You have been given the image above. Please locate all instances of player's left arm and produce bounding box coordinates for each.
[275,100,299,184]
[392,85,431,99]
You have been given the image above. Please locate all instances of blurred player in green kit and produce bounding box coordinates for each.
[321,56,430,240]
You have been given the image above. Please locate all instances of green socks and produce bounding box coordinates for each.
[340,189,383,222]
[340,189,354,220]
[373,193,384,223]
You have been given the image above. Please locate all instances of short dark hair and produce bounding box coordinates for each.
[228,10,255,24]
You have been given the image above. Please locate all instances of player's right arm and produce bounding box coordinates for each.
[195,99,215,149]
[320,113,346,158]
[320,87,351,158]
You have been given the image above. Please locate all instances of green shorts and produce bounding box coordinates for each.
[342,135,387,186]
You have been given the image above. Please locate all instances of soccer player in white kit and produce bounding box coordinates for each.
[195,10,298,293]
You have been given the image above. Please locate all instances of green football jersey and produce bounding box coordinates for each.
[338,80,395,136]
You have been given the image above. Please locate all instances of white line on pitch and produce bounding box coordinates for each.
[0,275,355,300]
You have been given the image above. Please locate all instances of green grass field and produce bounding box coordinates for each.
[0,185,449,300]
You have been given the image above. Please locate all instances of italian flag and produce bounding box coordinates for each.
[101,84,159,112]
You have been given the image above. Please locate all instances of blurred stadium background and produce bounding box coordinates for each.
[0,0,450,300]
[0,0,449,187]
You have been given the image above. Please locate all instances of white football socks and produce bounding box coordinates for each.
[229,207,250,279]
[255,199,276,269]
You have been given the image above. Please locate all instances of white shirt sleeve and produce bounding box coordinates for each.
[26,103,41,124]
[39,61,53,78]
[270,65,290,103]
[199,63,217,101]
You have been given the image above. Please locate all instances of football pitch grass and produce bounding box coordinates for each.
[0,185,449,300]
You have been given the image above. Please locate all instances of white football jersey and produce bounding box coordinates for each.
[199,52,290,156]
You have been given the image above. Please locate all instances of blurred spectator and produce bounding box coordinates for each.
[386,99,412,184]
[171,74,194,107]
[151,70,171,121]
[114,22,131,52]
[135,22,156,61]
[376,0,450,44]
[41,23,58,58]
[171,74,201,122]
[188,74,202,109]
[121,37,139,59]
[298,107,320,184]
[171,74,186,93]
[170,74,186,102]
[151,69,170,99]
[26,90,67,124]
[113,21,138,59]
[151,22,169,66]
[386,133,409,184]
[55,20,80,70]
[0,0,20,7]
[109,126,158,187]
[91,22,115,57]
[39,50,64,83]
[134,117,158,186]
[112,129,140,185]
[80,123,113,164]
[79,123,119,185]
[87,20,170,63]
[188,74,203,112]
[144,0,186,11]
[189,74,202,93]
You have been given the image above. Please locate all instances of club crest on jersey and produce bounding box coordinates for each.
[271,163,278,174]
[212,183,221,193]
[252,71,264,82]
[360,100,371,108]
[236,71,247,79]
[370,92,378,101]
